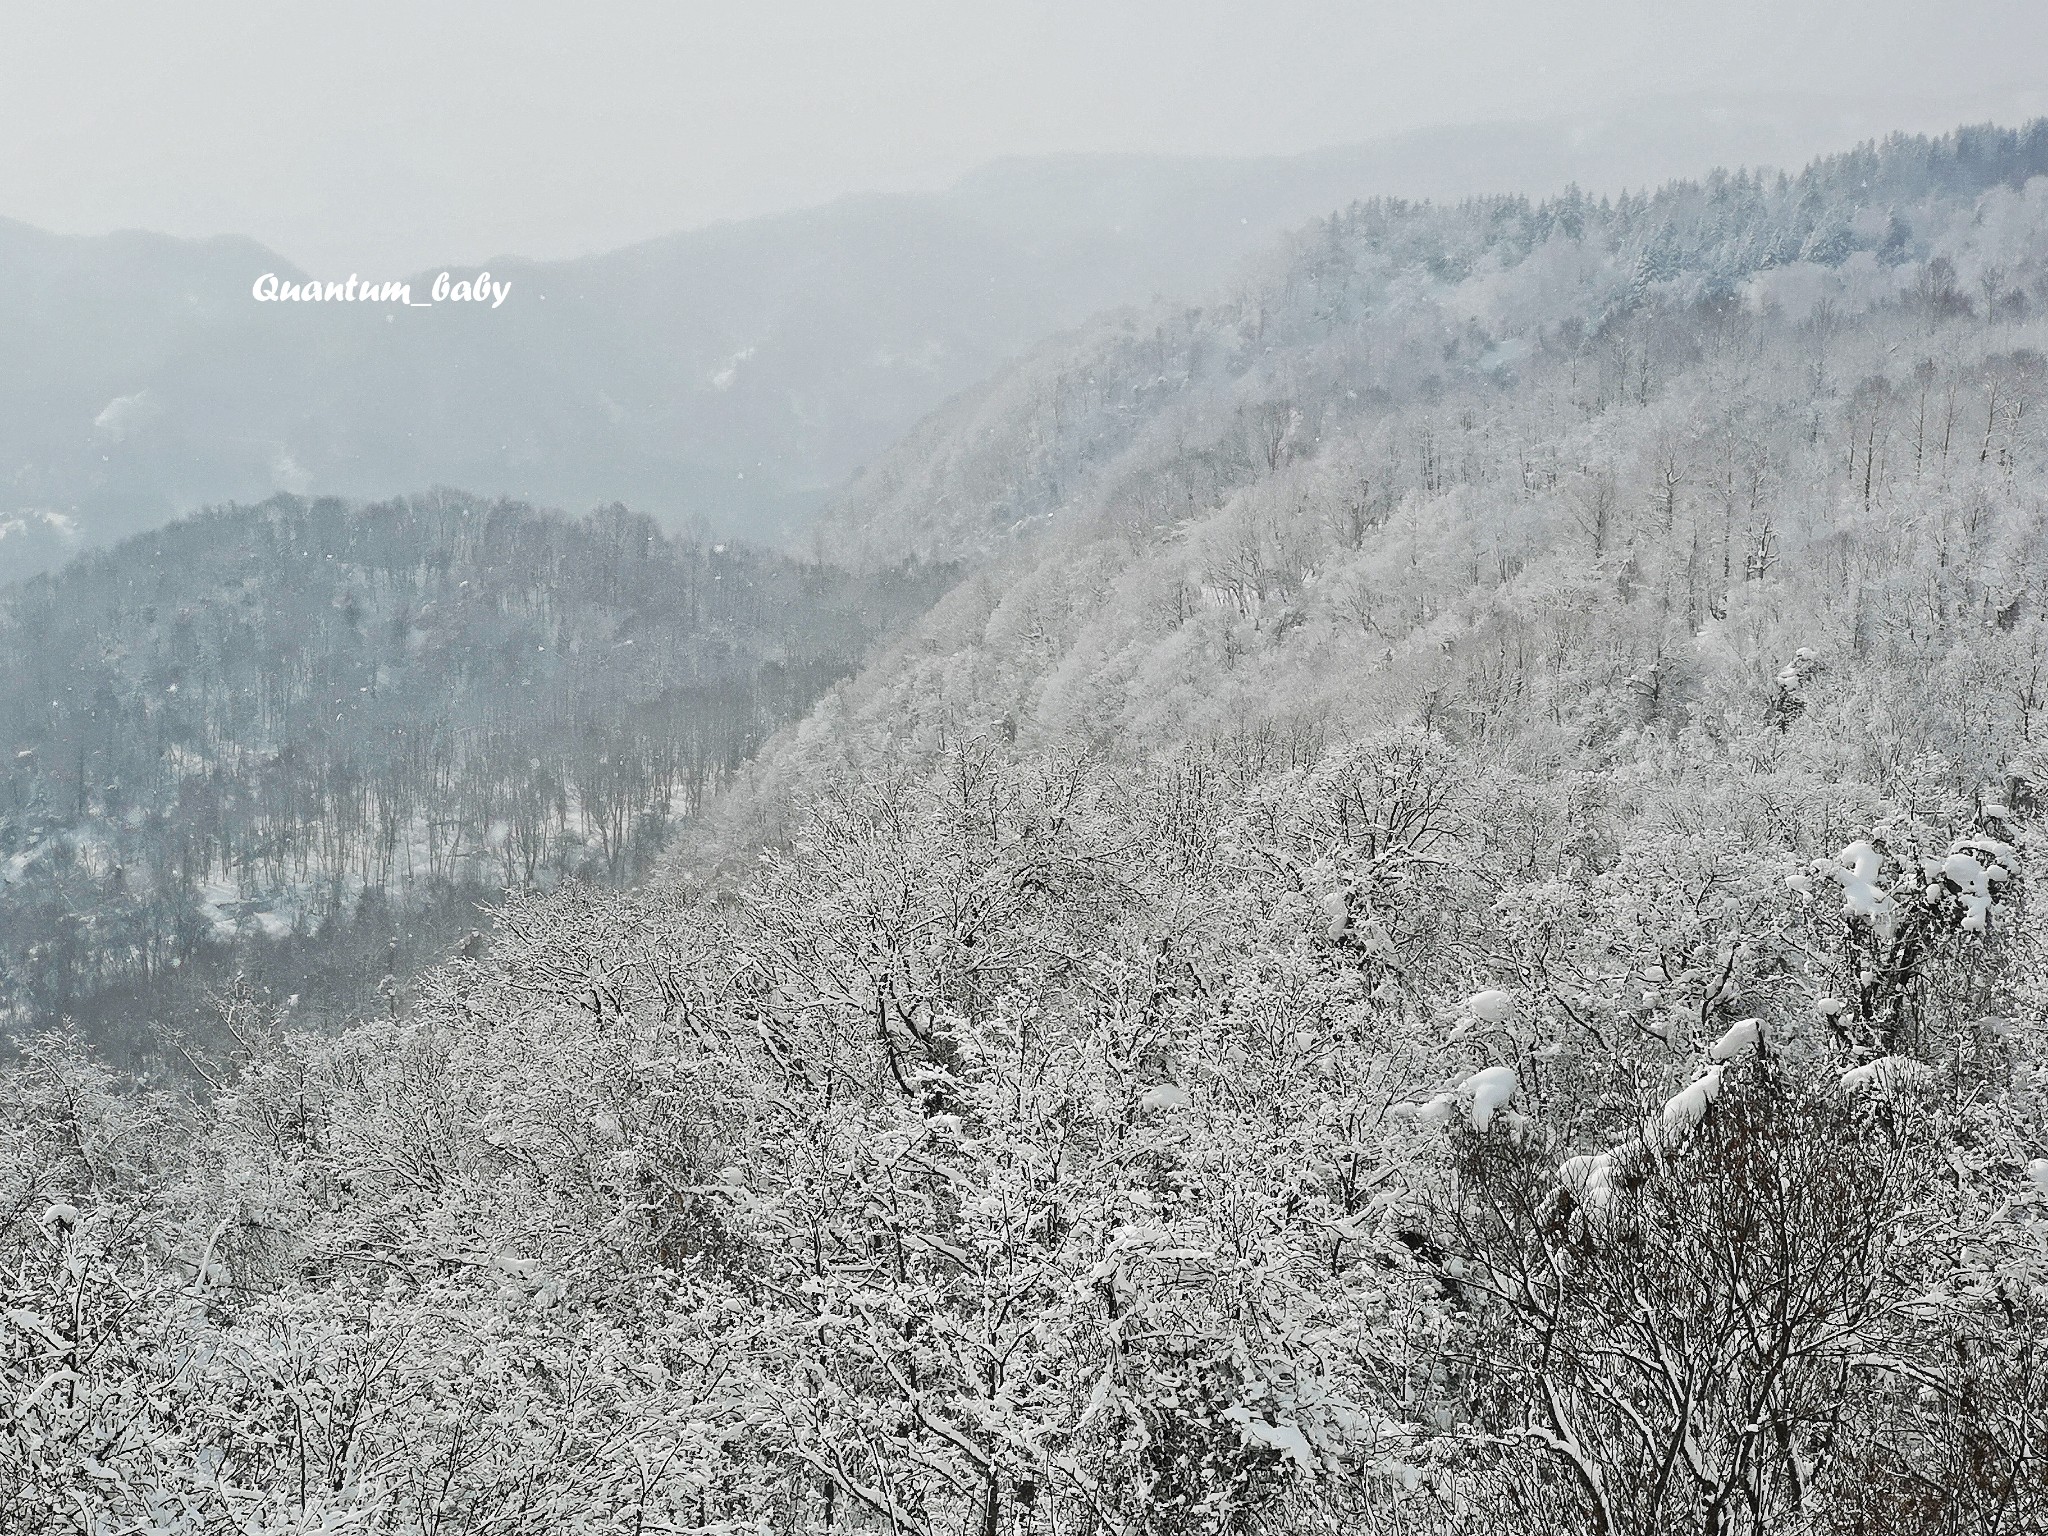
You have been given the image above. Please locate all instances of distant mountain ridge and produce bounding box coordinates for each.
[0,94,2008,582]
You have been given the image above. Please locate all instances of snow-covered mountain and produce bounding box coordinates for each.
[0,96,1975,582]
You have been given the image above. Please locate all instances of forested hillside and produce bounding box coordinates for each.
[0,492,952,1064]
[824,121,2048,567]
[9,123,2048,1533]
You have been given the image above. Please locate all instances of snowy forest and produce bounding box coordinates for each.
[8,119,2048,1533]
[0,495,954,1065]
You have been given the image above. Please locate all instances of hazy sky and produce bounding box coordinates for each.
[6,0,2047,273]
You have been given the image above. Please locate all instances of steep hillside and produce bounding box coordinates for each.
[822,121,2048,565]
[650,124,2044,876]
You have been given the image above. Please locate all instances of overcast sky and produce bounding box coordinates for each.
[6,0,2047,273]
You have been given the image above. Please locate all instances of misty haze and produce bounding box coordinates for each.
[6,4,2048,1532]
